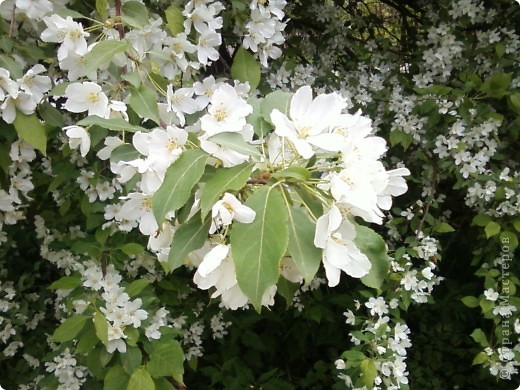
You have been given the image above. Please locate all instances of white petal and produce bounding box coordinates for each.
[197,244,229,277]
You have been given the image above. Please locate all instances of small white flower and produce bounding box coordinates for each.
[209,192,256,233]
[64,126,91,157]
[64,82,109,117]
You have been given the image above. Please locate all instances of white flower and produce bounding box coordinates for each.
[18,64,52,102]
[365,296,389,317]
[64,82,109,117]
[16,0,53,20]
[0,90,36,124]
[271,86,346,159]
[200,84,253,136]
[314,205,371,286]
[209,192,256,233]
[197,30,221,65]
[64,126,90,157]
[41,15,89,61]
[483,288,499,301]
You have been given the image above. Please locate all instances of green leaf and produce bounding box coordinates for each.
[260,91,292,125]
[472,352,488,366]
[272,166,311,182]
[277,276,299,306]
[360,359,377,388]
[104,364,130,390]
[513,218,520,233]
[341,350,366,362]
[77,323,99,354]
[83,40,129,76]
[122,1,149,29]
[48,276,82,290]
[121,243,145,256]
[96,0,108,17]
[121,346,143,375]
[461,296,479,308]
[126,279,151,297]
[207,132,261,157]
[231,186,288,312]
[52,315,89,342]
[472,214,492,227]
[38,103,64,128]
[246,96,272,137]
[168,213,211,272]
[128,367,155,390]
[165,6,184,35]
[231,47,261,90]
[509,93,520,112]
[500,231,518,251]
[129,86,161,125]
[434,222,455,233]
[199,162,254,218]
[485,221,501,238]
[13,112,47,155]
[470,329,489,347]
[286,206,321,284]
[152,149,207,224]
[354,225,390,289]
[94,311,109,347]
[146,341,184,381]
[110,144,140,164]
[77,116,145,133]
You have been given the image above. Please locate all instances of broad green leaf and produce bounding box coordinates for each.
[509,93,520,112]
[485,221,501,238]
[128,367,155,390]
[461,296,479,308]
[165,6,184,35]
[71,240,102,258]
[52,315,89,342]
[0,56,23,79]
[246,96,272,137]
[470,328,489,347]
[122,71,142,88]
[110,144,140,164]
[354,225,390,289]
[286,206,321,284]
[77,116,145,133]
[207,132,261,157]
[154,378,175,390]
[341,350,366,362]
[231,47,261,90]
[38,103,64,128]
[168,214,211,272]
[121,243,145,256]
[152,149,207,223]
[77,323,99,354]
[260,91,292,125]
[104,364,130,390]
[272,166,311,182]
[121,346,143,375]
[472,214,492,227]
[48,276,82,290]
[129,86,161,125]
[96,0,108,17]
[126,326,140,347]
[126,279,151,297]
[94,311,109,347]
[231,186,288,312]
[122,1,149,29]
[500,231,518,251]
[83,40,129,76]
[434,222,455,233]
[277,276,299,307]
[199,162,254,218]
[472,352,488,366]
[146,341,184,381]
[13,112,47,155]
[360,359,377,388]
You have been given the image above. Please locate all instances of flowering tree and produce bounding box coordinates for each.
[0,0,518,389]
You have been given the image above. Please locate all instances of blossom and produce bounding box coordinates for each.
[209,192,256,233]
[271,86,346,158]
[314,205,371,286]
[41,15,89,60]
[64,82,109,117]
[64,126,90,157]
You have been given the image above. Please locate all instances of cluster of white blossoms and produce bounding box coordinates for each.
[44,348,87,390]
[0,65,50,124]
[337,298,412,389]
[434,117,501,179]
[78,262,148,354]
[242,0,287,67]
[0,139,37,230]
